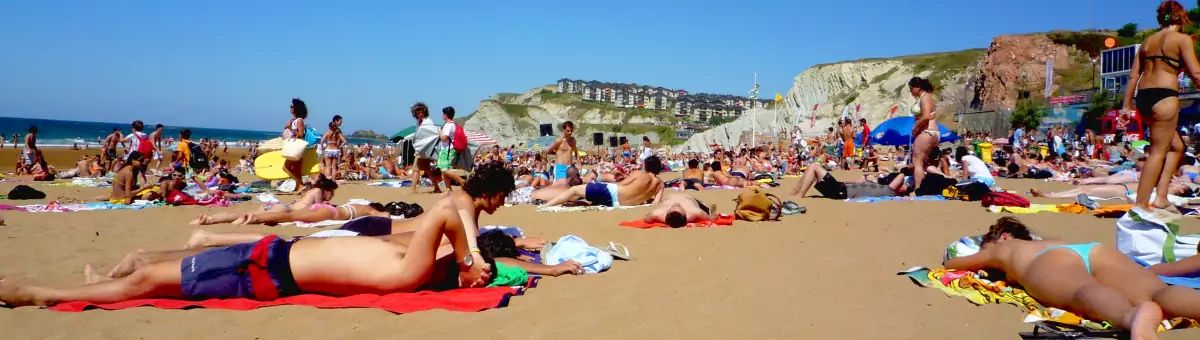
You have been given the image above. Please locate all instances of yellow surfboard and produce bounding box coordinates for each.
[254,149,322,180]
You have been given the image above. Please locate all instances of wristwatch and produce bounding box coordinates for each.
[462,254,474,267]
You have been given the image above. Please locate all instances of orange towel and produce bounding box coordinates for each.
[1093,204,1133,218]
[619,214,735,229]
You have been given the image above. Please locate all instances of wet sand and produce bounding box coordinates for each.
[1,149,1199,339]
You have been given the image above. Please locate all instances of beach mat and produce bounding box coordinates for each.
[619,214,735,229]
[50,277,538,313]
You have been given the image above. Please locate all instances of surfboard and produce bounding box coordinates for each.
[254,149,322,180]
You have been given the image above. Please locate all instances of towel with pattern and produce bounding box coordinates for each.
[846,195,946,203]
[898,267,1198,332]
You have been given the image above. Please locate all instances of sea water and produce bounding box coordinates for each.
[0,116,385,147]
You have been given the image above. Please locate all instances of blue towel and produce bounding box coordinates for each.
[1129,257,1200,289]
[847,195,947,203]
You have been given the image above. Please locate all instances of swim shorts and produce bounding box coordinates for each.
[554,163,569,181]
[584,182,619,207]
[436,149,456,170]
[180,235,299,300]
[338,216,394,237]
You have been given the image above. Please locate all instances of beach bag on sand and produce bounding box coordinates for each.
[981,191,1029,208]
[281,139,308,161]
[1117,209,1200,266]
[734,188,782,221]
[7,185,46,200]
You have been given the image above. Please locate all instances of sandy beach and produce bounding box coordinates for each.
[0,149,1195,339]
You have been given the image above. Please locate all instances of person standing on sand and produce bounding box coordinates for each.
[409,102,444,194]
[20,126,38,174]
[320,114,347,180]
[1122,0,1200,216]
[150,124,165,171]
[546,121,578,184]
[11,133,18,149]
[102,127,123,172]
[840,119,855,170]
[282,98,309,192]
[908,76,938,195]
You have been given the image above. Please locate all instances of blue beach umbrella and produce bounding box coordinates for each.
[867,116,959,146]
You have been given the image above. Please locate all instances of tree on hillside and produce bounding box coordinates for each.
[1081,90,1119,133]
[1010,99,1047,131]
[1117,23,1138,38]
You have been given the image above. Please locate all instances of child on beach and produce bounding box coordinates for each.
[945,217,1200,339]
[190,175,338,225]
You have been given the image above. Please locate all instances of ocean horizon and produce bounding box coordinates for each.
[0,116,387,147]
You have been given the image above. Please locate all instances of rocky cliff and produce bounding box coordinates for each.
[463,86,679,147]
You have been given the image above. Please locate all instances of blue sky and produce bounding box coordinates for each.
[0,0,1163,134]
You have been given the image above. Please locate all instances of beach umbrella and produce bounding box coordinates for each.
[390,126,416,143]
[866,116,959,146]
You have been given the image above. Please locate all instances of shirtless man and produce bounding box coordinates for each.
[680,159,705,190]
[546,121,578,184]
[710,161,759,188]
[102,127,123,172]
[20,126,38,174]
[642,192,716,228]
[540,155,665,208]
[0,162,518,306]
[840,119,855,170]
[150,124,165,170]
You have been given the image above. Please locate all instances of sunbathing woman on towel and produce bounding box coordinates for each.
[540,155,665,208]
[0,162,517,306]
[945,217,1200,339]
[1030,182,1194,201]
[189,175,338,225]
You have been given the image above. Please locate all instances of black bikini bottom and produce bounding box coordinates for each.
[1135,88,1179,117]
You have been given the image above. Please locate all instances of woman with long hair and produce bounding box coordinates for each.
[908,77,938,194]
[409,102,444,193]
[1122,0,1200,213]
[283,98,308,191]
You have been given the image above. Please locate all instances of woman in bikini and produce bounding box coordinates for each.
[1122,0,1200,215]
[908,77,938,195]
[946,217,1200,339]
[321,118,347,180]
[189,175,339,225]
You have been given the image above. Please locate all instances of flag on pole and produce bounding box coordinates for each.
[1044,57,1054,98]
[810,104,818,128]
[886,104,898,119]
[840,105,850,120]
[774,92,783,103]
[854,104,861,120]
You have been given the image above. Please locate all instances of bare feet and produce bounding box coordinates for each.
[1124,301,1163,340]
[1029,188,1044,198]
[189,215,211,225]
[184,229,210,249]
[0,277,42,307]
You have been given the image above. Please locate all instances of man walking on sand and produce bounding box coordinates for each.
[546,121,578,185]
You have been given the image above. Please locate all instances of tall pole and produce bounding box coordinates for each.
[749,73,760,147]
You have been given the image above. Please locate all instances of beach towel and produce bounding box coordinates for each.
[367,180,413,188]
[619,214,735,229]
[543,235,612,274]
[845,195,946,203]
[50,277,538,314]
[48,178,111,188]
[898,267,1198,332]
[16,200,163,213]
[536,204,651,213]
[283,215,407,229]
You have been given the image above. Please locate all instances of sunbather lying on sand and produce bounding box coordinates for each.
[642,192,717,228]
[204,201,408,226]
[1030,182,1194,201]
[539,156,664,208]
[190,175,338,225]
[0,162,517,306]
[944,217,1200,339]
[790,164,908,199]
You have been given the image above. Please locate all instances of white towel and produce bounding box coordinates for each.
[536,204,650,213]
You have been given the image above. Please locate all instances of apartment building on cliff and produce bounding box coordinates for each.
[556,78,770,124]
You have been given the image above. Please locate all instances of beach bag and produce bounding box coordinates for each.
[452,124,468,152]
[981,191,1029,208]
[7,185,46,200]
[136,133,153,156]
[944,182,990,201]
[1116,209,1200,266]
[186,142,209,170]
[734,188,782,221]
[281,138,308,161]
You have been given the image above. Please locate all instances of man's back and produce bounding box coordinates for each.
[618,171,662,206]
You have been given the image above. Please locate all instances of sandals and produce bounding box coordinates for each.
[607,242,634,261]
[781,201,806,215]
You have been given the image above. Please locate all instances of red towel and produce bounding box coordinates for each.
[619,214,735,229]
[49,278,538,313]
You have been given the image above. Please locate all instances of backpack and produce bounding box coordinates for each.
[186,141,209,170]
[136,133,154,156]
[981,191,1030,208]
[734,188,783,221]
[943,182,990,201]
[452,124,468,152]
[7,185,46,200]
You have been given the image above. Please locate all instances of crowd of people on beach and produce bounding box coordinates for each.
[11,2,1200,338]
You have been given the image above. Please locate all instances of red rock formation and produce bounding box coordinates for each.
[976,35,1079,109]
